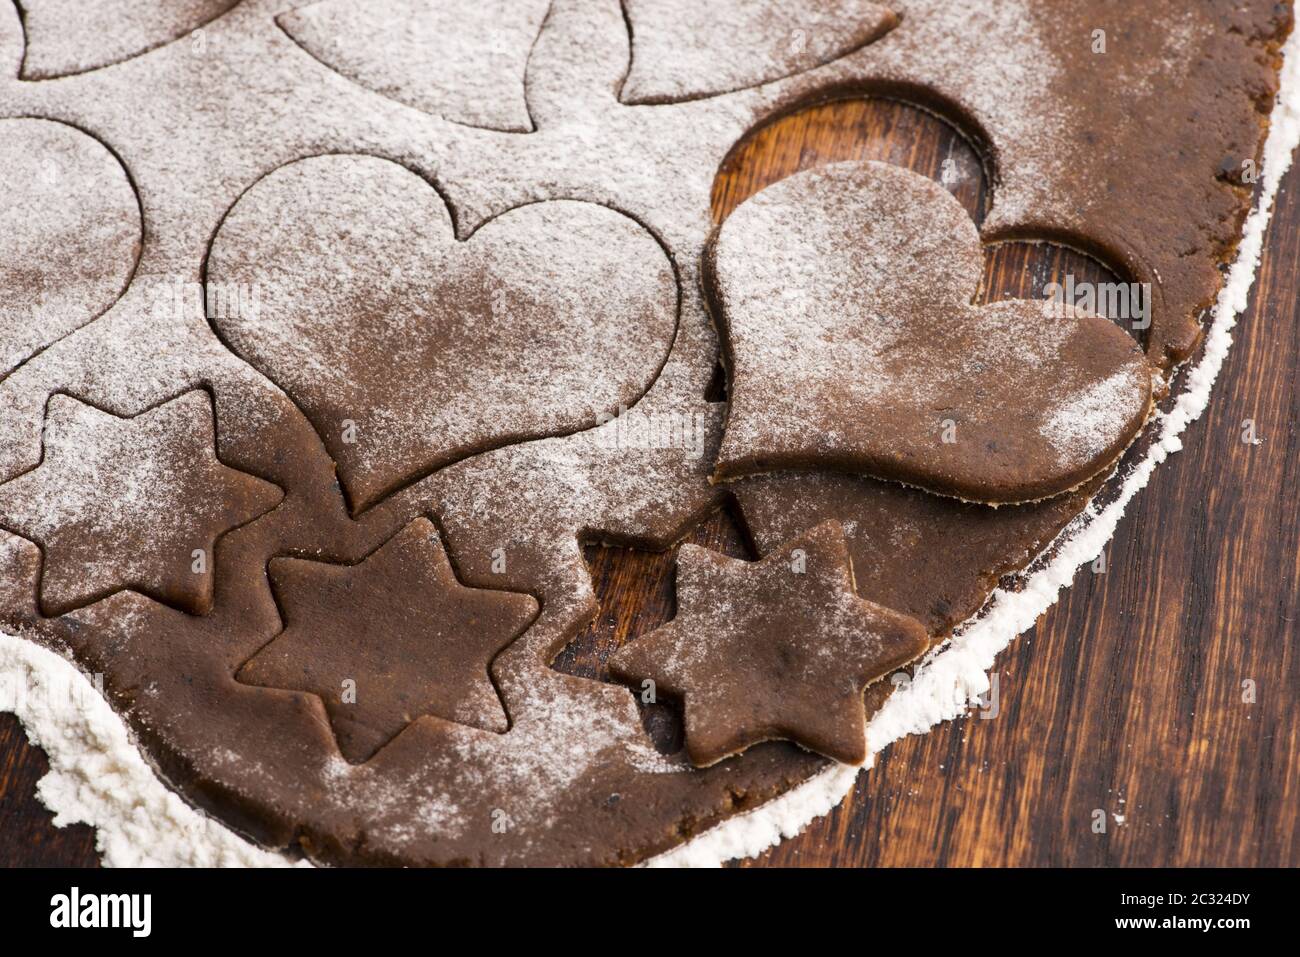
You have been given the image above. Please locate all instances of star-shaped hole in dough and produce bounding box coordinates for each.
[0,390,282,617]
[610,520,928,767]
[237,518,539,765]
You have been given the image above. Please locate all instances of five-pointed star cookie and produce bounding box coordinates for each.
[610,520,929,766]
[238,517,539,764]
[0,390,282,616]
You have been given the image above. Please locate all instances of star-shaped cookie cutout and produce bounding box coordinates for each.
[237,518,538,764]
[610,520,928,767]
[0,390,282,616]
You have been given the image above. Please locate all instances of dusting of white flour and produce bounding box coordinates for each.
[0,634,298,867]
[1,24,1297,871]
[649,25,1300,867]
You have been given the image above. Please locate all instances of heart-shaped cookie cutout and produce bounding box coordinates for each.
[207,155,676,512]
[707,160,1155,504]
[1,118,140,379]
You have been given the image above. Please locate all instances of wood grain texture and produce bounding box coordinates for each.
[2,96,1296,867]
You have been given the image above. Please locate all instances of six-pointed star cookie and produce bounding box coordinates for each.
[0,390,281,616]
[238,517,539,764]
[610,520,929,767]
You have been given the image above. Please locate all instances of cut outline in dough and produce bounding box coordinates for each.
[274,0,555,134]
[549,95,1146,787]
[714,87,1161,355]
[617,0,902,106]
[201,152,684,517]
[0,114,144,388]
[14,0,244,80]
[1,0,24,77]
[274,0,903,132]
[235,514,541,764]
[0,0,1284,868]
[538,95,1145,779]
[0,385,285,619]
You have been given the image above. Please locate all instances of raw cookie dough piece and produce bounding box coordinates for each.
[207,154,677,514]
[708,160,1154,504]
[0,0,1288,869]
[610,520,928,766]
[620,0,898,104]
[238,518,538,764]
[733,470,1104,638]
[0,391,281,617]
[18,0,239,78]
[0,118,140,378]
[279,0,550,131]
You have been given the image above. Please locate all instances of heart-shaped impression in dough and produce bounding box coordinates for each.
[0,118,140,378]
[706,160,1155,504]
[207,155,676,512]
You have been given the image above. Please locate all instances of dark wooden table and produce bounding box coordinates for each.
[3,97,1297,867]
